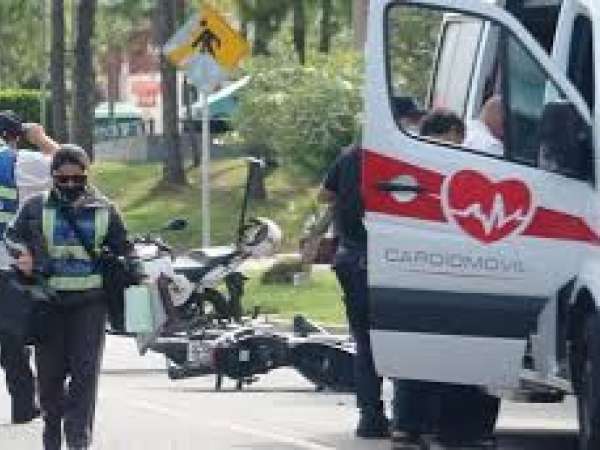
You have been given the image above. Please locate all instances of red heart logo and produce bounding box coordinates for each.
[443,170,533,244]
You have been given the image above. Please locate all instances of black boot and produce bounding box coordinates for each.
[391,430,423,449]
[12,408,40,424]
[11,396,40,425]
[356,404,390,438]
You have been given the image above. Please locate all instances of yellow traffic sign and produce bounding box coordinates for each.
[164,5,249,72]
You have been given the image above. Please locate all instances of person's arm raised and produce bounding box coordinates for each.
[23,123,60,155]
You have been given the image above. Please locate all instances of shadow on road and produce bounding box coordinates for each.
[497,432,577,450]
[129,385,337,395]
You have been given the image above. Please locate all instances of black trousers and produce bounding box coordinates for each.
[334,250,384,416]
[36,293,107,450]
[0,334,36,423]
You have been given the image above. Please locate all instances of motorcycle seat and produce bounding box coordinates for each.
[173,248,239,282]
[186,246,237,265]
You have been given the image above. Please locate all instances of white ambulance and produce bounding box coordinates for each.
[365,0,599,447]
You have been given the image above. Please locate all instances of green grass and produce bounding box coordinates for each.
[243,269,345,325]
[91,159,319,251]
[91,160,346,324]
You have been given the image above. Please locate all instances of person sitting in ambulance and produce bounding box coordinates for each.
[463,95,505,156]
[392,96,427,134]
[418,109,465,145]
[538,101,592,177]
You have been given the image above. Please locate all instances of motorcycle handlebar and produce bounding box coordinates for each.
[132,235,173,255]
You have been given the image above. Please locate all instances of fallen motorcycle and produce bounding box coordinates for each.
[149,314,356,393]
[117,158,282,344]
[127,217,280,320]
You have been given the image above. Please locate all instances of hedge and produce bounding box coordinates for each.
[0,89,52,133]
[233,51,363,179]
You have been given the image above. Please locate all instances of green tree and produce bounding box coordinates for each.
[0,1,44,88]
[235,52,363,177]
[387,8,440,102]
[235,0,290,56]
[96,0,154,113]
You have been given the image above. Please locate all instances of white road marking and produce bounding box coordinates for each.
[129,398,335,450]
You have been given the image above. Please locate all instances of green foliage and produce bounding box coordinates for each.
[91,158,320,251]
[233,50,363,178]
[261,255,308,284]
[387,7,441,104]
[0,0,44,88]
[244,268,344,324]
[0,89,51,124]
[96,0,154,54]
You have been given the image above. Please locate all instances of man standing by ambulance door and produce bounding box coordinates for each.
[0,111,59,424]
[319,143,390,438]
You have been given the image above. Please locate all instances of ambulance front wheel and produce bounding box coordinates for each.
[574,313,600,450]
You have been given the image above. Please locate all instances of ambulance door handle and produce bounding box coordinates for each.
[376,180,425,193]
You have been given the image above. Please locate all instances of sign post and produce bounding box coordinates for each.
[201,89,210,247]
[163,4,249,248]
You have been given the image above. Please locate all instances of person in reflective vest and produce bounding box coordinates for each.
[0,148,18,235]
[0,111,59,425]
[7,145,128,450]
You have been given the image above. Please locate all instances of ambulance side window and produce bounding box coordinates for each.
[567,15,594,110]
[504,33,593,180]
[386,6,593,181]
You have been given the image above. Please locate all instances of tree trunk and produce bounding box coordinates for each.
[240,18,248,40]
[72,0,95,155]
[253,14,270,55]
[319,0,333,53]
[73,0,97,159]
[353,0,369,51]
[247,148,267,201]
[158,0,186,185]
[292,0,306,65]
[248,162,266,200]
[51,0,68,142]
[184,77,200,167]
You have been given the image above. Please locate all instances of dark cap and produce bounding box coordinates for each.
[0,111,24,140]
[51,144,91,172]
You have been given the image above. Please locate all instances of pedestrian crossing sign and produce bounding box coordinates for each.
[164,4,249,72]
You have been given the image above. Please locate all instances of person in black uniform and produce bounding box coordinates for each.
[319,144,390,438]
[0,111,59,425]
[7,145,129,450]
[0,335,37,424]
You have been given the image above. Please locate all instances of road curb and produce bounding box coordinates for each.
[257,316,349,335]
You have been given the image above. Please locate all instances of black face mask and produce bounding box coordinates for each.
[56,184,85,203]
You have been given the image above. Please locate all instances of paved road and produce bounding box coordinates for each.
[0,337,580,449]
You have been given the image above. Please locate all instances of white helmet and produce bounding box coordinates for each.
[239,217,282,257]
